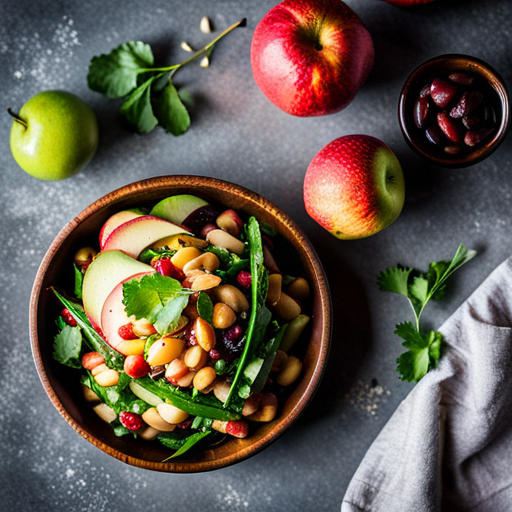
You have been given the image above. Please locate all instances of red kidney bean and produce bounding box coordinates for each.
[438,112,463,143]
[464,126,495,147]
[414,97,430,129]
[462,115,480,130]
[450,91,483,119]
[448,72,475,86]
[430,78,458,108]
[425,125,444,145]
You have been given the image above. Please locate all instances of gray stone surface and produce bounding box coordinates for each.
[0,0,510,510]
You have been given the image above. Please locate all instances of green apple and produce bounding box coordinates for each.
[303,135,405,239]
[9,90,99,181]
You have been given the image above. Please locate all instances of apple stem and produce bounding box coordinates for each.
[7,108,28,129]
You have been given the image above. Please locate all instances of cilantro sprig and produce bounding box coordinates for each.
[122,273,193,335]
[378,244,476,382]
[87,18,246,134]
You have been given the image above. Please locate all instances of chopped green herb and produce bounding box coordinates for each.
[53,323,82,369]
[197,291,214,324]
[378,244,476,382]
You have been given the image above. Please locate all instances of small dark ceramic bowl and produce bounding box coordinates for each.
[30,175,331,472]
[399,54,509,168]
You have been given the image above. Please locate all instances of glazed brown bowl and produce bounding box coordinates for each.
[30,175,331,472]
[399,54,509,168]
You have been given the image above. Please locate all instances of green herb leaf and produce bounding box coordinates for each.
[378,267,412,298]
[225,217,271,407]
[52,289,125,370]
[87,41,154,98]
[395,323,443,382]
[197,292,214,324]
[119,76,159,133]
[74,264,84,300]
[122,273,192,335]
[155,81,191,136]
[53,324,82,369]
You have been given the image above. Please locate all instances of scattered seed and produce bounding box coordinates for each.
[181,41,194,52]
[200,16,212,33]
[200,56,209,68]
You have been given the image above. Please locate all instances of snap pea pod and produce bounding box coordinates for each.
[52,288,125,370]
[224,216,271,407]
[136,377,240,421]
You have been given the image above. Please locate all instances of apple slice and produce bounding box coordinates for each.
[82,250,153,331]
[100,272,152,356]
[102,215,189,259]
[99,209,145,249]
[150,194,218,234]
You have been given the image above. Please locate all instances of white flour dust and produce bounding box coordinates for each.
[344,379,392,416]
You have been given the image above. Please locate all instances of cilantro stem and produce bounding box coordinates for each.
[143,18,246,77]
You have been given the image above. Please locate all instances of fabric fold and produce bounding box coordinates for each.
[342,258,512,512]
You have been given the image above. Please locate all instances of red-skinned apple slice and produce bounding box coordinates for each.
[82,250,154,331]
[101,272,153,356]
[99,209,144,249]
[102,215,190,259]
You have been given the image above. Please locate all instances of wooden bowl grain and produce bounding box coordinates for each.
[30,175,331,472]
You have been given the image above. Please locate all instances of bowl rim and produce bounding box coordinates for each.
[398,53,510,168]
[29,175,332,472]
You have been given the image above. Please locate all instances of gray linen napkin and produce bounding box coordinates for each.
[342,257,512,512]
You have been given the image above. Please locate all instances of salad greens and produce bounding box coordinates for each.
[378,244,476,382]
[51,202,307,460]
[224,217,272,407]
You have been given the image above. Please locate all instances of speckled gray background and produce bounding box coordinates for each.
[1,0,511,510]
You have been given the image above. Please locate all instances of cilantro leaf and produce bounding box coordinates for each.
[378,267,411,297]
[122,273,192,335]
[53,324,82,369]
[155,81,191,136]
[197,292,214,324]
[395,323,443,382]
[379,244,475,383]
[119,76,159,133]
[87,41,154,98]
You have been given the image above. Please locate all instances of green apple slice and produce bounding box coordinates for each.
[150,194,208,225]
[100,271,153,355]
[82,250,153,331]
[129,380,164,406]
[99,209,145,249]
[102,215,190,259]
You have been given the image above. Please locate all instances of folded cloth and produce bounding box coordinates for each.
[342,257,512,512]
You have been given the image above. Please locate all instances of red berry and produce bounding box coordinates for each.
[237,270,252,289]
[119,411,144,431]
[209,349,221,360]
[61,308,77,327]
[153,258,185,281]
[118,323,138,340]
[225,419,249,438]
[124,355,150,379]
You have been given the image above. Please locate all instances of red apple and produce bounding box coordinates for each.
[382,0,435,6]
[251,0,374,117]
[303,135,405,239]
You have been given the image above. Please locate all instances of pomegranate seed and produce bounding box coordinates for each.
[209,349,221,360]
[237,270,252,289]
[464,126,495,147]
[437,112,463,143]
[124,355,150,379]
[118,323,138,340]
[224,325,242,342]
[450,91,483,119]
[176,418,193,429]
[462,115,481,130]
[225,419,249,438]
[425,125,444,145]
[153,258,185,281]
[414,97,430,129]
[61,308,77,327]
[419,83,431,98]
[119,411,144,431]
[448,72,475,86]
[430,78,458,108]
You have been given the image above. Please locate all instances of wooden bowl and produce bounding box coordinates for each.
[30,175,332,472]
[398,54,509,168]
